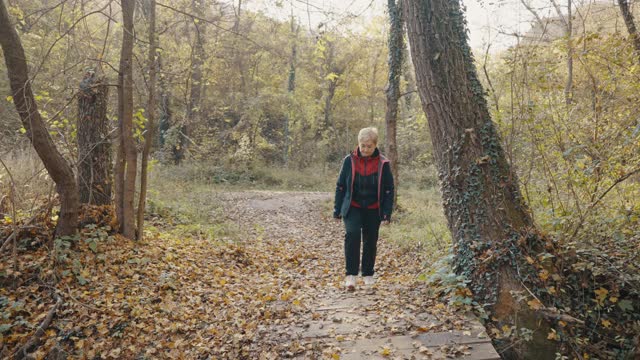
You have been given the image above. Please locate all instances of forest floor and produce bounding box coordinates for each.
[1,190,497,359]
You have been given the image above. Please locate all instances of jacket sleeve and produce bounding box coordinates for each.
[381,162,395,221]
[333,157,349,218]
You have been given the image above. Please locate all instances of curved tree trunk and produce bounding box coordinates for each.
[0,2,79,236]
[404,0,558,357]
[77,71,112,205]
[385,0,404,207]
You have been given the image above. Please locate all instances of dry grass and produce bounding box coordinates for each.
[0,148,54,220]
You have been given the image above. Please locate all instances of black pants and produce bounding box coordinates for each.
[343,207,381,276]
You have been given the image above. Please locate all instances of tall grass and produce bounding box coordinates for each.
[149,161,337,192]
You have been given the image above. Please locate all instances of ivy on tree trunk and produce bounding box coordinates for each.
[385,0,404,206]
[403,0,559,357]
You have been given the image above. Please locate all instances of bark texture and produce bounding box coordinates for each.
[137,0,157,240]
[77,71,111,205]
[618,0,640,64]
[175,0,207,165]
[116,0,137,239]
[0,2,79,236]
[385,0,404,205]
[403,0,557,357]
[284,16,298,164]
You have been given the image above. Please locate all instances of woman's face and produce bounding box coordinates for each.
[358,139,376,157]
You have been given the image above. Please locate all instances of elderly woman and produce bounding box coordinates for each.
[333,127,394,290]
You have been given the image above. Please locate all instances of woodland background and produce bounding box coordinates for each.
[0,0,639,358]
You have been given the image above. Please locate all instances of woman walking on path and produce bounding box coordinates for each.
[333,127,395,291]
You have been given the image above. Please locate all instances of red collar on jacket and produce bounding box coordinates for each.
[352,147,380,176]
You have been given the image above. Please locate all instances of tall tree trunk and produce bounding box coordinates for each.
[404,0,557,357]
[117,0,137,239]
[550,0,573,105]
[401,45,416,111]
[0,2,79,236]
[369,48,382,123]
[385,0,404,207]
[137,0,157,241]
[77,70,112,206]
[158,56,172,148]
[318,40,342,141]
[284,14,298,165]
[565,0,573,105]
[324,77,338,132]
[618,0,640,63]
[175,0,207,165]
[234,0,247,98]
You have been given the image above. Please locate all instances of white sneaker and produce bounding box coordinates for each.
[363,276,375,286]
[345,275,356,291]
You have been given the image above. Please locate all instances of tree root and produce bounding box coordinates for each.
[13,295,63,360]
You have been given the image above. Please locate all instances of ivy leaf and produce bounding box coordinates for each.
[76,275,89,285]
[0,324,12,333]
[618,300,633,312]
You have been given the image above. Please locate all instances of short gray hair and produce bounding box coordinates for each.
[358,127,378,144]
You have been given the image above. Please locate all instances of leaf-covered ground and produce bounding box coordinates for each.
[1,191,490,359]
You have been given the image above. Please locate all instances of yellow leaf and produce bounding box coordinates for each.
[594,287,608,305]
[527,299,543,310]
[610,296,618,303]
[525,256,535,264]
[547,329,557,340]
[501,325,513,337]
[380,347,391,356]
[601,319,612,328]
[292,299,301,306]
[539,269,550,281]
[332,354,340,360]
[558,321,567,327]
[6,96,13,102]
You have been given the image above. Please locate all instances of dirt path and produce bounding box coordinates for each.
[217,191,499,359]
[0,190,498,359]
